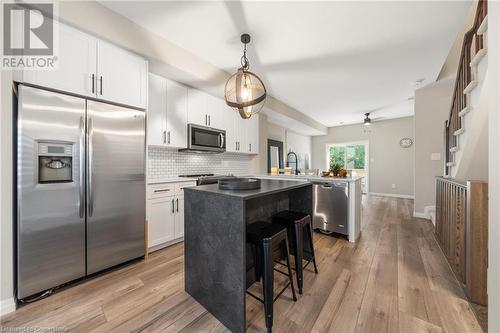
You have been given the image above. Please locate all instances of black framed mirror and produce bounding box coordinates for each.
[267,139,284,173]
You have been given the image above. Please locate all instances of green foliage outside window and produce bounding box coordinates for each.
[329,146,345,169]
[329,145,365,169]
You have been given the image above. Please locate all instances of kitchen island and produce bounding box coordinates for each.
[184,179,312,333]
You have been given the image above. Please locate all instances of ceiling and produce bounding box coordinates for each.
[101,1,470,127]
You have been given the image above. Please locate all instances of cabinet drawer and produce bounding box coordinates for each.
[175,181,197,196]
[147,184,175,199]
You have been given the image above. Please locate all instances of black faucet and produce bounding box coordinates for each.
[286,152,299,175]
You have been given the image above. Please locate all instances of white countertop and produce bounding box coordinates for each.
[147,177,198,185]
[148,174,364,185]
[253,174,364,183]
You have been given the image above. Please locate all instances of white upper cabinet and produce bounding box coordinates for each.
[97,40,147,109]
[206,94,229,130]
[187,88,208,126]
[168,81,260,154]
[147,73,167,146]
[165,79,188,148]
[21,21,147,109]
[225,111,239,153]
[245,115,259,154]
[148,74,188,148]
[22,22,97,98]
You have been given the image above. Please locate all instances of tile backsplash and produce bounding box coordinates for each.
[148,147,257,179]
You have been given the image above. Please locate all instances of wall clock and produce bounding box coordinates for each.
[400,137,413,148]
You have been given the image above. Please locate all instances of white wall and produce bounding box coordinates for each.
[265,121,313,173]
[311,117,414,197]
[0,71,15,315]
[488,0,500,331]
[414,78,455,215]
[286,131,312,170]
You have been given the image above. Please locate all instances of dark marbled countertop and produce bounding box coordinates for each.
[184,178,311,200]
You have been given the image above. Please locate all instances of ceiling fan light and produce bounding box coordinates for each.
[363,113,371,126]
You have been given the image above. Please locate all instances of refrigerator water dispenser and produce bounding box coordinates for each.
[38,142,73,183]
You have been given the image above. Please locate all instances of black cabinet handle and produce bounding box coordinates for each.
[171,199,174,213]
[176,198,179,212]
[154,189,170,193]
[99,76,103,95]
[91,74,95,94]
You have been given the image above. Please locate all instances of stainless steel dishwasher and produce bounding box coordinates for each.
[312,181,349,235]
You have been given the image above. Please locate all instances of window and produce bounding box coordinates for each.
[326,141,369,194]
[328,145,365,169]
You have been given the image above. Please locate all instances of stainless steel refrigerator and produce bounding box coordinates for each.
[16,85,145,300]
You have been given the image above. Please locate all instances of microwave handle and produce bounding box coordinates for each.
[219,133,224,148]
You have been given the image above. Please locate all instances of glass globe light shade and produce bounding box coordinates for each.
[224,68,266,119]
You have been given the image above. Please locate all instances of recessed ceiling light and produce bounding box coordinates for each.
[412,78,425,87]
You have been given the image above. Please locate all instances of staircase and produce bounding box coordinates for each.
[445,0,488,178]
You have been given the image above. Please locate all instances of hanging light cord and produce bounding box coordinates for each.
[240,42,249,70]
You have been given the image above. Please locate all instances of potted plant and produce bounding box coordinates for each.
[330,163,342,177]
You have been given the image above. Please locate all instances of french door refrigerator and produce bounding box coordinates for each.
[17,85,145,300]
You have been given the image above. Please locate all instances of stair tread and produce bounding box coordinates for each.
[477,15,488,35]
[459,106,471,117]
[470,48,487,67]
[464,81,478,94]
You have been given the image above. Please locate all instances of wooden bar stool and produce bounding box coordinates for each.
[246,221,297,333]
[272,210,318,294]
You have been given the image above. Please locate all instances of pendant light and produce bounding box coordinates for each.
[224,33,267,119]
[363,113,371,126]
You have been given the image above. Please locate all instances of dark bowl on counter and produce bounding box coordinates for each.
[218,177,261,190]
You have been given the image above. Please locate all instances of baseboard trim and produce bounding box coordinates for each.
[413,211,430,220]
[0,297,16,316]
[369,192,415,199]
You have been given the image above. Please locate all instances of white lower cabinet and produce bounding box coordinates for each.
[146,181,195,251]
[175,198,185,238]
[147,197,175,247]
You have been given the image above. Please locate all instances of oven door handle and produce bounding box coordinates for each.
[79,116,85,218]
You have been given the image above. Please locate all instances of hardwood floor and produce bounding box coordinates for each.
[1,196,483,332]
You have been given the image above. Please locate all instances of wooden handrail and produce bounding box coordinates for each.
[444,0,487,176]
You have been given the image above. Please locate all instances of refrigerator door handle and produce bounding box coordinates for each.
[79,116,85,218]
[88,117,94,217]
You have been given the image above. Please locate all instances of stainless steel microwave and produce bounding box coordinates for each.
[179,124,226,153]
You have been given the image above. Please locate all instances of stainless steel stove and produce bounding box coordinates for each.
[178,174,235,186]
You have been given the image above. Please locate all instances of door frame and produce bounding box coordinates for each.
[325,140,369,193]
